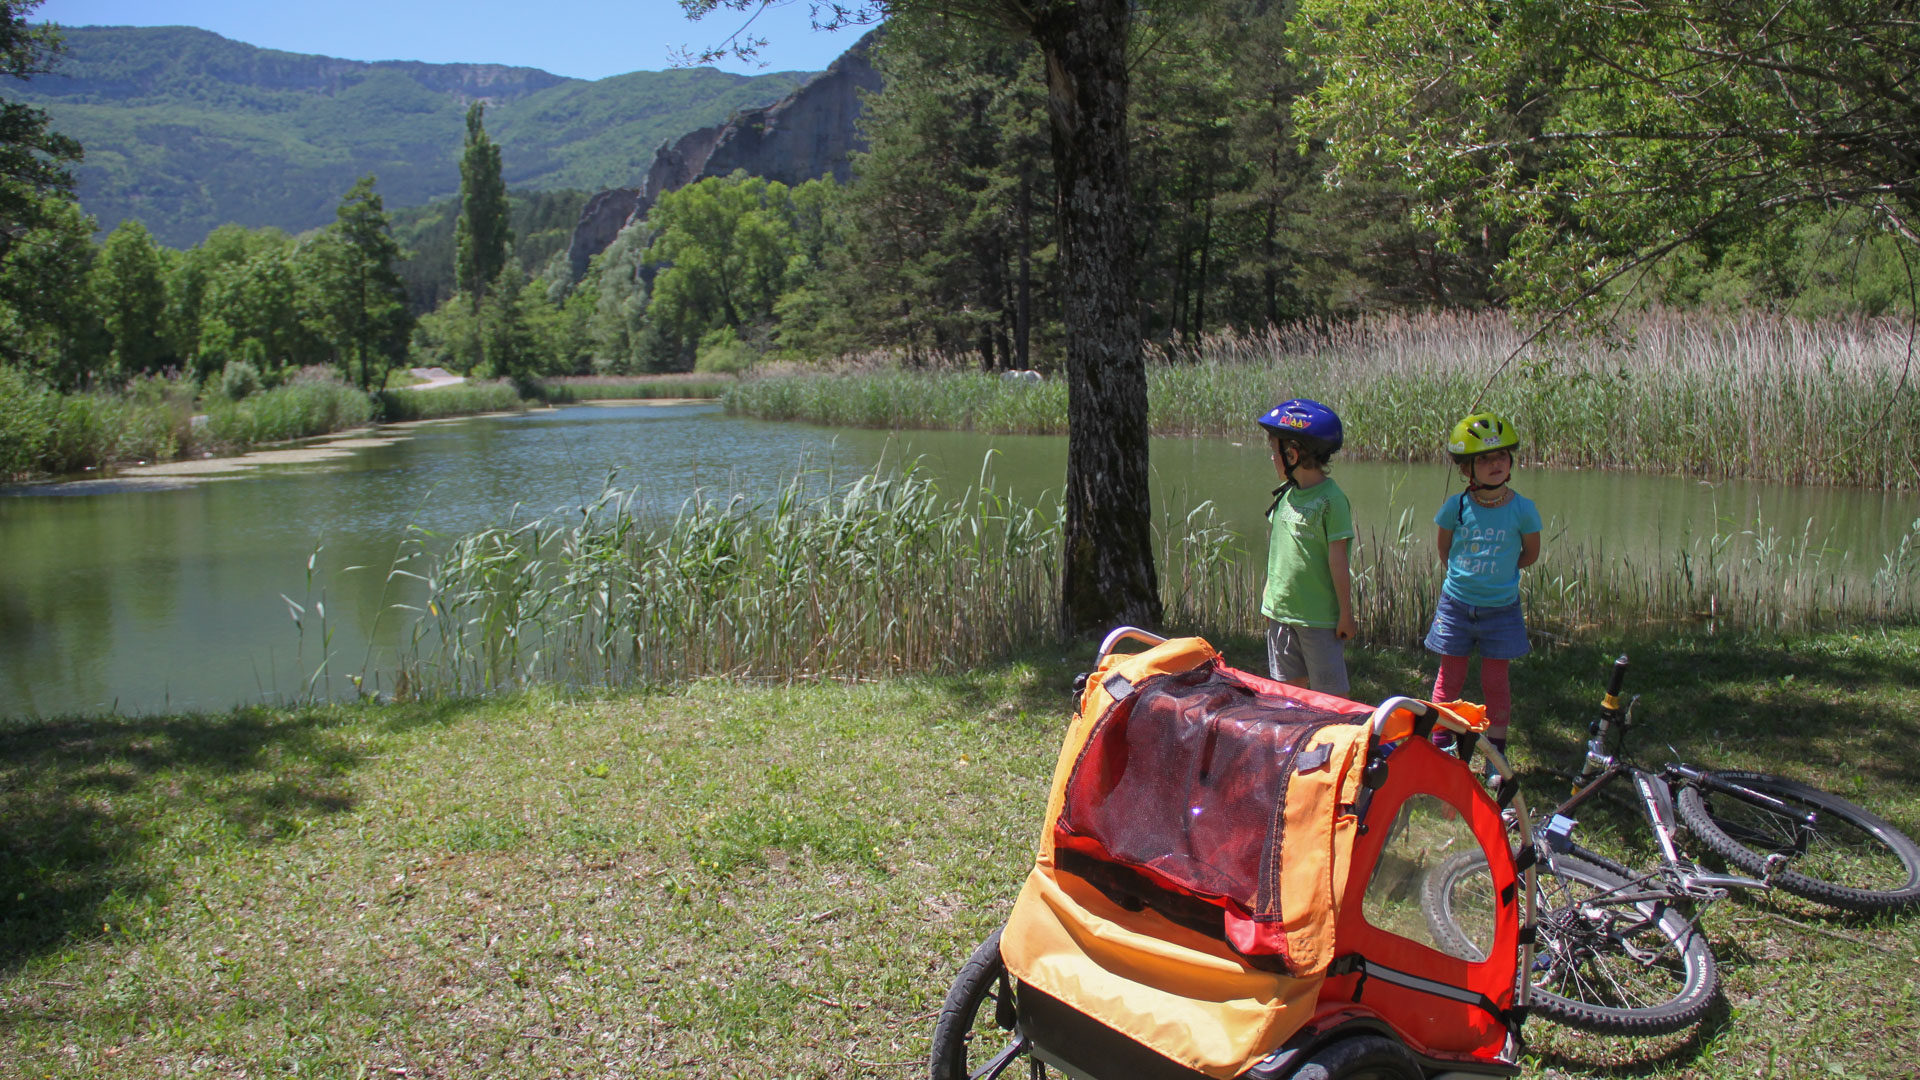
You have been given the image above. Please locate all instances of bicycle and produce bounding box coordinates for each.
[1422,655,1920,1035]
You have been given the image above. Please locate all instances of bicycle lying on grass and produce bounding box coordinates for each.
[1424,656,1920,1035]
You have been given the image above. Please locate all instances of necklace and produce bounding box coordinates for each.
[1470,487,1511,508]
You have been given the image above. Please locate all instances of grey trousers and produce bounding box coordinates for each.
[1266,620,1350,698]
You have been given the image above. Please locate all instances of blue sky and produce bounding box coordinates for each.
[33,1,870,79]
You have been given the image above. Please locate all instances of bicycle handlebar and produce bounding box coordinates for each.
[1606,654,1630,698]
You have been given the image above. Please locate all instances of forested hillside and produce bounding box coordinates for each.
[13,25,810,246]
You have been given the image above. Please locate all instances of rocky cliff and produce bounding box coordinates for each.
[566,30,882,279]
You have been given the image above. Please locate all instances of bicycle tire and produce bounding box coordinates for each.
[929,928,1039,1080]
[1676,771,1920,914]
[1423,850,1719,1035]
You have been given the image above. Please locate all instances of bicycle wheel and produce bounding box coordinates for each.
[929,928,1040,1080]
[1419,849,1493,962]
[1677,771,1920,914]
[1425,850,1718,1035]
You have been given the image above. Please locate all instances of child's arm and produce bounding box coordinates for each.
[1330,538,1356,640]
[1518,531,1541,569]
[1435,527,1453,564]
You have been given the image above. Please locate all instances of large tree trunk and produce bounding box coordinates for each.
[1031,0,1162,635]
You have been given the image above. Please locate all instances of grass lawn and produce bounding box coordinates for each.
[3,628,1917,1078]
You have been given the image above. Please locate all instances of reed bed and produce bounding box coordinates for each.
[537,374,738,402]
[391,462,1062,696]
[383,459,1920,697]
[200,374,376,446]
[724,369,1069,433]
[375,379,525,422]
[725,310,1920,489]
[0,370,200,477]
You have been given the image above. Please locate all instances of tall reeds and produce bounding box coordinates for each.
[535,374,738,402]
[382,459,1920,698]
[723,310,1920,490]
[375,380,524,422]
[202,374,376,446]
[391,460,1062,696]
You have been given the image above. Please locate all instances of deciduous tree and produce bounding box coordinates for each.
[0,2,79,266]
[90,219,169,378]
[1298,0,1920,317]
[304,176,413,390]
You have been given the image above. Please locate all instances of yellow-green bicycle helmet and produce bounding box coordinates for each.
[1447,412,1519,458]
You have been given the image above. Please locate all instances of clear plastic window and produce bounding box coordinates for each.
[1361,793,1495,960]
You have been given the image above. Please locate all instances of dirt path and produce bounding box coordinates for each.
[407,366,467,390]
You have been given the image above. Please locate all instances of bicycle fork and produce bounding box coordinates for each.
[1667,763,1819,880]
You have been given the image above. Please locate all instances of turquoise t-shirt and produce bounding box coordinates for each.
[1435,491,1542,607]
[1262,478,1356,628]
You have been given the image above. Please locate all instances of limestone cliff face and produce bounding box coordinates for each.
[567,30,882,279]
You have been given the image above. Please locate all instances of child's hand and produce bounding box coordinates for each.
[1336,613,1357,641]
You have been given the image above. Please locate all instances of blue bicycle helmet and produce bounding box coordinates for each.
[1255,398,1344,453]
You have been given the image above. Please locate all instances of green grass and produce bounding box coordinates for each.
[2,628,1916,1078]
[723,309,1920,490]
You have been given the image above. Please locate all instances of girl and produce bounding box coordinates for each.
[1426,412,1542,759]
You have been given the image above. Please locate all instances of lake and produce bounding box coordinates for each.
[3,401,1913,719]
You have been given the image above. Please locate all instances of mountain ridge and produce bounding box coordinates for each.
[11,25,819,247]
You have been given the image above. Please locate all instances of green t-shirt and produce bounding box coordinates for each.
[1261,478,1356,628]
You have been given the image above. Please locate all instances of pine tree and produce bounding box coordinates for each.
[454,101,512,309]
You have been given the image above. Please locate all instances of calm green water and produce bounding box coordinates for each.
[3,402,1913,719]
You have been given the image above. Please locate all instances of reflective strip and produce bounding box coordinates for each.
[1336,955,1510,1025]
[1102,672,1135,700]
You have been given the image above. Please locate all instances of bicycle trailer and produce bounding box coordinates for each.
[931,628,1539,1080]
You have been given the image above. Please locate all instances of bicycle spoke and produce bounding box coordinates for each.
[1709,792,1910,893]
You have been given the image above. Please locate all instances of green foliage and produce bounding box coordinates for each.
[643,172,808,353]
[0,2,82,284]
[692,326,756,374]
[1295,0,1920,320]
[0,362,56,477]
[9,25,810,247]
[89,219,170,377]
[0,190,104,384]
[199,369,374,445]
[393,187,590,314]
[454,102,511,304]
[301,176,413,390]
[215,358,261,401]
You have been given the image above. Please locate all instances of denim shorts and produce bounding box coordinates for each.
[1424,593,1530,660]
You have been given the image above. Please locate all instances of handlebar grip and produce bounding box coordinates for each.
[1605,655,1629,697]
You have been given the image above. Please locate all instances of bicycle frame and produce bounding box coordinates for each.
[1538,656,1821,902]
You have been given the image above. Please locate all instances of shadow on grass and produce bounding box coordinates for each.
[1515,634,1920,811]
[0,697,485,974]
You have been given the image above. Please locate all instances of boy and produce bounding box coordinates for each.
[1257,398,1356,697]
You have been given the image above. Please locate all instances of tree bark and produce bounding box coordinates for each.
[1032,0,1162,635]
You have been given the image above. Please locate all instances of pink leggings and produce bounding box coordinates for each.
[1433,655,1510,745]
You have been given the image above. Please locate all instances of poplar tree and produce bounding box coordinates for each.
[454,101,512,308]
